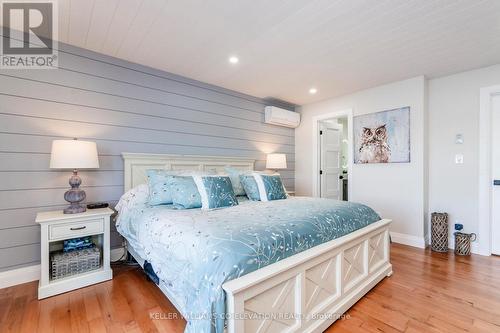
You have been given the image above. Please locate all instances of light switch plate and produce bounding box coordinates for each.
[455,134,464,144]
[455,154,464,164]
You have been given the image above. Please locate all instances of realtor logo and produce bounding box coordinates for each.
[1,1,58,68]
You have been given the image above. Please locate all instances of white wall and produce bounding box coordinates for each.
[296,76,427,246]
[428,64,500,251]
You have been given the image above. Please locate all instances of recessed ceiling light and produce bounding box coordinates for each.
[229,56,239,64]
[309,87,317,94]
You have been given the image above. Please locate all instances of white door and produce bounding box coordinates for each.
[492,94,500,255]
[319,121,342,199]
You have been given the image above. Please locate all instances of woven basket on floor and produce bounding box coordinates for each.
[431,212,448,252]
[454,232,476,256]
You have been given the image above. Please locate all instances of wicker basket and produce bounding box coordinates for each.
[454,232,476,256]
[431,212,448,252]
[51,246,101,280]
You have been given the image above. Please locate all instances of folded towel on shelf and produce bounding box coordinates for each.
[63,236,94,252]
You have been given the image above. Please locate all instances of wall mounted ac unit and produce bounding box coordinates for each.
[264,106,300,128]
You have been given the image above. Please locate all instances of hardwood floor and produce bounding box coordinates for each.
[1,244,499,333]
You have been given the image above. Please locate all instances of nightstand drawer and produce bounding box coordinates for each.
[49,218,104,240]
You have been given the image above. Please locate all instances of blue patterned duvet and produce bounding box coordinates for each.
[116,189,380,333]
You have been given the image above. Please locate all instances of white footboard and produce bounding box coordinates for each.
[223,219,392,333]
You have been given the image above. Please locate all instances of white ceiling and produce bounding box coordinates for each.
[31,0,500,104]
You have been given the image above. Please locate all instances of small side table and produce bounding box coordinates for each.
[36,208,114,299]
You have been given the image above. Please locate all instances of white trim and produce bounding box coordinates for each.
[478,85,500,256]
[0,264,41,289]
[390,231,426,249]
[311,109,353,198]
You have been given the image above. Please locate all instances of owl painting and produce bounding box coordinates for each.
[354,107,410,164]
[358,125,391,163]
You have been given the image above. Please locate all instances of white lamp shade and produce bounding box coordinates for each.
[50,140,99,169]
[266,154,287,169]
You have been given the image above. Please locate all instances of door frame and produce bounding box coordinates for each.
[312,109,353,198]
[478,85,500,256]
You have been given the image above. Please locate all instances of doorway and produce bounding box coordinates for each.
[312,110,352,201]
[491,93,500,255]
[479,86,500,256]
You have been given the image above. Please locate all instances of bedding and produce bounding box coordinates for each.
[116,190,380,333]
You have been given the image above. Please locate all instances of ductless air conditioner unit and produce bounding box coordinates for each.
[264,106,300,128]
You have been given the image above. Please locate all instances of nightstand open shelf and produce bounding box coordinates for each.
[36,208,114,299]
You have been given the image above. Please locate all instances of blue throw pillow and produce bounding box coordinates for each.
[193,176,238,210]
[239,175,261,201]
[223,167,247,196]
[255,174,288,201]
[146,170,176,205]
[169,176,202,209]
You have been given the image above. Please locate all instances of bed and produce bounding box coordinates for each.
[116,153,392,333]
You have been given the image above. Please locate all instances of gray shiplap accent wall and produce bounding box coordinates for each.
[0,40,296,272]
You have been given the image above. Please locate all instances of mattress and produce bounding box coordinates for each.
[116,189,380,333]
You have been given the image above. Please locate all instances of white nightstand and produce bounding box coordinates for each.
[36,208,114,299]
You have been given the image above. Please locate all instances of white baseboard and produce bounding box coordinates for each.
[390,232,427,249]
[0,264,41,289]
[0,247,126,290]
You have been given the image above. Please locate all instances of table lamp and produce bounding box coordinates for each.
[50,139,99,214]
[266,153,287,172]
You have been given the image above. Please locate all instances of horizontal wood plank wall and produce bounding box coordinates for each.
[0,40,296,272]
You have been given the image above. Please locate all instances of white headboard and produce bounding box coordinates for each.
[122,153,255,192]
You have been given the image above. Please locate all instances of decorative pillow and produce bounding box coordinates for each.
[193,176,238,210]
[254,174,288,201]
[169,176,202,209]
[146,170,177,205]
[146,169,216,205]
[223,167,247,196]
[239,174,261,201]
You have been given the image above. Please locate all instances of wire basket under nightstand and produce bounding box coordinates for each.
[51,247,101,280]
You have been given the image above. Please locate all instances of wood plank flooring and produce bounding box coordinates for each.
[1,244,499,332]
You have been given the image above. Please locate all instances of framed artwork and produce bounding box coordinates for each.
[354,106,410,164]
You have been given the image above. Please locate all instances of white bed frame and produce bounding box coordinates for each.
[122,153,392,333]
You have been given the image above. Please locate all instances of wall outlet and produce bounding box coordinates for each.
[455,134,464,144]
[455,154,464,164]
